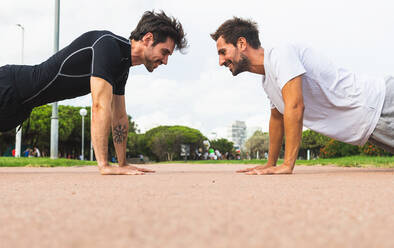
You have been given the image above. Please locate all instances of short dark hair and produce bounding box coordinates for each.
[210,17,261,49]
[130,10,188,53]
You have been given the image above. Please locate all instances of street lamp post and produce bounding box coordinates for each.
[79,108,87,160]
[90,109,94,161]
[15,24,24,158]
[50,0,60,159]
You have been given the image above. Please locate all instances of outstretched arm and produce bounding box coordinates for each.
[111,95,128,166]
[266,107,285,166]
[244,76,304,175]
[111,94,154,173]
[90,76,148,175]
[90,76,112,169]
[281,76,304,170]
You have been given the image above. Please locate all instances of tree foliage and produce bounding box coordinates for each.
[143,125,206,161]
[359,142,391,156]
[319,139,360,158]
[0,104,137,158]
[300,129,330,157]
[244,130,269,158]
[210,138,234,154]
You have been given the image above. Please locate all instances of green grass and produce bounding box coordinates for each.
[0,155,393,168]
[295,155,394,168]
[161,155,394,168]
[0,157,97,167]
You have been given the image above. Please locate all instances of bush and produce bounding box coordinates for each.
[319,139,360,158]
[359,142,392,156]
[143,125,206,161]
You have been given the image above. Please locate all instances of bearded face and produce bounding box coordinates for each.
[231,53,251,76]
[143,37,174,73]
[223,52,251,76]
[216,36,251,76]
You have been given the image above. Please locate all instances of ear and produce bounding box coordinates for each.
[142,32,154,47]
[237,37,247,51]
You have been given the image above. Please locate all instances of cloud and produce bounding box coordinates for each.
[125,57,271,137]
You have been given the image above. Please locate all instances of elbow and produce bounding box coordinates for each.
[92,103,101,113]
[91,102,111,122]
[295,103,305,118]
[297,103,305,113]
[92,102,109,113]
[288,101,305,112]
[285,102,305,119]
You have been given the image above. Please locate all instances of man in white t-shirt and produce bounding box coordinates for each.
[210,17,393,175]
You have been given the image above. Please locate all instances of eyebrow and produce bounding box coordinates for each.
[161,48,171,55]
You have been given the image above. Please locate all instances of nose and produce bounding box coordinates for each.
[219,55,225,66]
[163,55,168,65]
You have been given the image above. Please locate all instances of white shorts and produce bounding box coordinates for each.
[368,76,394,153]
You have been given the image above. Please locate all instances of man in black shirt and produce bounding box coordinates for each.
[0,10,187,175]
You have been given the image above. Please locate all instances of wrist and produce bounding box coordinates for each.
[266,159,277,167]
[282,160,296,169]
[118,161,127,167]
[97,161,110,169]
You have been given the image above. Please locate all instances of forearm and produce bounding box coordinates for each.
[283,106,304,168]
[91,104,112,168]
[267,113,284,166]
[112,114,129,166]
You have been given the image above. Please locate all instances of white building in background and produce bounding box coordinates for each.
[247,126,262,139]
[227,120,247,149]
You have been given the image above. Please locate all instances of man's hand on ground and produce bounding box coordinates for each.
[99,165,155,175]
[236,164,274,173]
[245,164,293,175]
[120,165,155,173]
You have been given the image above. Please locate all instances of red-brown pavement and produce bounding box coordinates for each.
[0,164,393,248]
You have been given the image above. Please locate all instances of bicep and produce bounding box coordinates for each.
[90,76,113,108]
[281,76,304,107]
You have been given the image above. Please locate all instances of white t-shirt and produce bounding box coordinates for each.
[262,43,386,145]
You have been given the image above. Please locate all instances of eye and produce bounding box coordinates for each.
[161,49,170,56]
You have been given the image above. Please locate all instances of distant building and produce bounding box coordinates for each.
[227,121,247,149]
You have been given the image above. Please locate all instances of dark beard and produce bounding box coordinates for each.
[144,53,154,72]
[144,59,154,72]
[232,54,251,76]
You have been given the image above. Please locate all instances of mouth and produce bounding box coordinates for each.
[228,63,233,72]
[224,61,233,71]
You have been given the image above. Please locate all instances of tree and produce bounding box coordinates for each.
[0,104,138,159]
[244,130,269,159]
[319,139,360,158]
[359,142,392,156]
[300,129,330,158]
[144,125,206,161]
[210,138,234,154]
[127,133,147,158]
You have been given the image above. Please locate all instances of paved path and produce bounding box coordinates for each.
[1,164,393,248]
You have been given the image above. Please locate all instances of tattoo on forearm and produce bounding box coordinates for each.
[113,125,127,144]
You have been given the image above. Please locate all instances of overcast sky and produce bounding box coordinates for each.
[1,0,393,139]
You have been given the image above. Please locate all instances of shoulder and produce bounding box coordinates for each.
[265,42,309,69]
[89,30,130,47]
[268,42,307,58]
